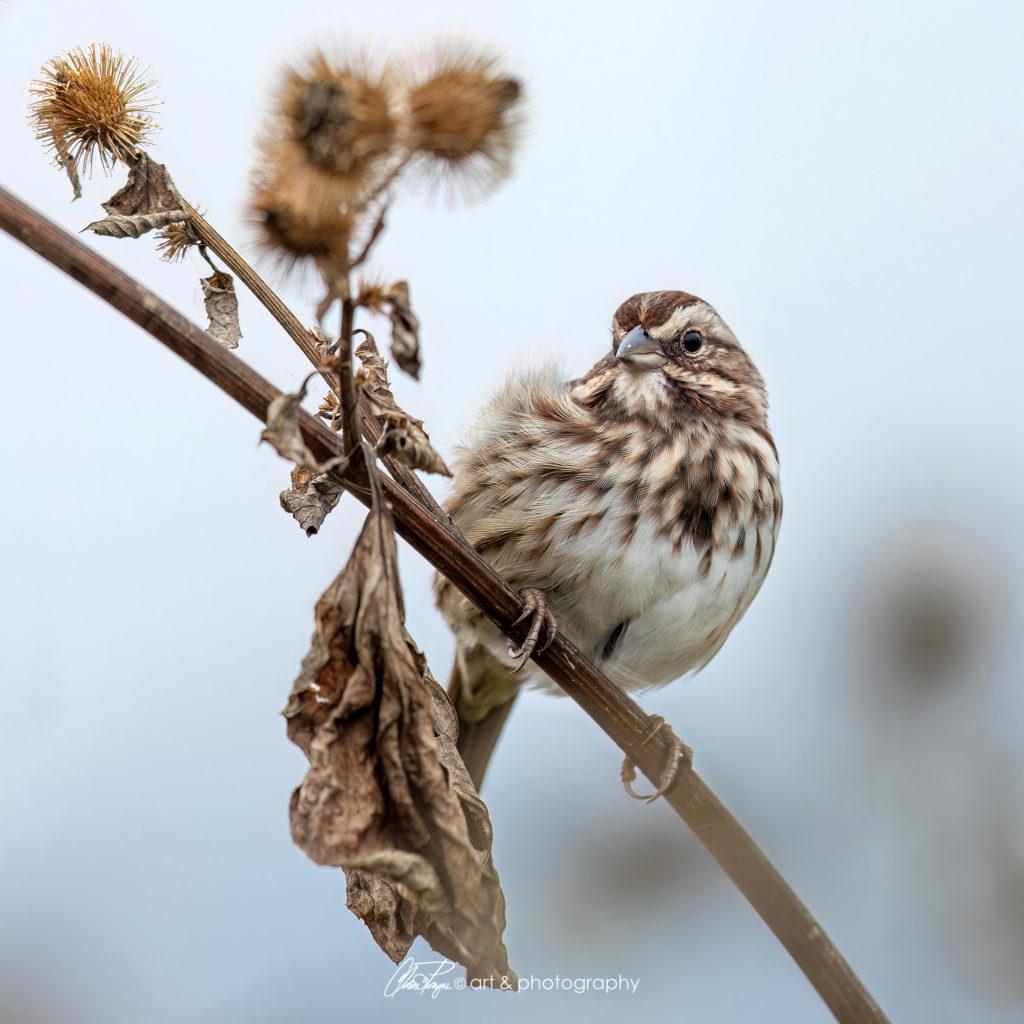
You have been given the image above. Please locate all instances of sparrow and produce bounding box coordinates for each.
[434,290,781,792]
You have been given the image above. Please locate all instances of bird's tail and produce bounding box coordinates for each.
[448,643,519,790]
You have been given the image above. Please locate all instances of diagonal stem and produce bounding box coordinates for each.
[179,199,453,530]
[0,185,891,1024]
[181,201,323,366]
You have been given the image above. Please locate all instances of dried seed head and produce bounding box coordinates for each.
[407,46,523,198]
[29,44,158,176]
[155,219,199,262]
[279,51,399,189]
[354,275,392,312]
[249,130,354,278]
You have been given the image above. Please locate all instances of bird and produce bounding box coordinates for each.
[434,290,781,793]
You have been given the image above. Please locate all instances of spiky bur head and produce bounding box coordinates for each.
[278,51,399,188]
[29,44,157,175]
[248,50,404,282]
[155,220,199,262]
[407,46,523,198]
[248,130,354,280]
[354,276,392,311]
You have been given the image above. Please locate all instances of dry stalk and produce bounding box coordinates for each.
[176,202,454,530]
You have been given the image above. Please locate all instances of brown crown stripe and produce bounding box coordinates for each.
[613,290,701,332]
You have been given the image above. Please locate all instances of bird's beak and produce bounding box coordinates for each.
[616,326,668,369]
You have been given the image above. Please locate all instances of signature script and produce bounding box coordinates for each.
[384,957,461,998]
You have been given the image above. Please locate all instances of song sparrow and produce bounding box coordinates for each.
[434,290,781,791]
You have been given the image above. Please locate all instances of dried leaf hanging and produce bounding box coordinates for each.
[284,505,515,984]
[201,271,242,349]
[376,421,450,476]
[102,152,180,215]
[86,153,187,238]
[85,208,188,239]
[280,465,344,536]
[259,375,350,474]
[355,280,422,379]
[317,389,343,429]
[356,334,450,476]
[382,281,421,380]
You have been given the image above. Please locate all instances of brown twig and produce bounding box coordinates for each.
[0,185,890,1024]
[335,295,361,458]
[178,199,451,529]
[180,201,322,364]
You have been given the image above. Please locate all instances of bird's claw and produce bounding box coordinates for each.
[507,588,557,670]
[620,715,693,803]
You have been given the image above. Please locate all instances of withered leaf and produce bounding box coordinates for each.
[261,389,313,467]
[356,335,451,477]
[317,390,343,429]
[201,271,242,350]
[376,422,451,476]
[284,507,515,984]
[280,469,344,536]
[308,325,332,357]
[384,281,421,380]
[85,208,189,239]
[86,153,186,239]
[260,376,350,475]
[102,152,181,217]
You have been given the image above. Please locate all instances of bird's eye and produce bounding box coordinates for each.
[682,330,703,353]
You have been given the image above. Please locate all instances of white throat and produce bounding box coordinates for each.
[610,368,671,419]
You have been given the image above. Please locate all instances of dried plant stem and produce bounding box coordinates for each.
[180,198,454,532]
[180,201,322,363]
[336,295,361,458]
[0,185,890,1024]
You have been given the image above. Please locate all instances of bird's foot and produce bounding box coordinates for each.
[620,716,693,803]
[507,588,558,670]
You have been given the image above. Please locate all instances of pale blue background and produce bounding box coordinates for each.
[2,1,1023,1021]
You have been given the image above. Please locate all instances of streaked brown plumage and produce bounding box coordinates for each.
[435,290,782,787]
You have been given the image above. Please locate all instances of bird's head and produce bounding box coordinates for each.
[572,290,768,429]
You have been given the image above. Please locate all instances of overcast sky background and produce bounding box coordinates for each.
[2,1,1023,1022]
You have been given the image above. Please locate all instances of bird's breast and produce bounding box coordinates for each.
[535,420,780,691]
[443,386,780,693]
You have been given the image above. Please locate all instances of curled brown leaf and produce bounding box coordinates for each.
[86,208,188,239]
[284,506,515,984]
[86,152,185,237]
[383,281,421,379]
[201,271,242,350]
[260,375,351,474]
[102,152,180,216]
[356,334,451,476]
[375,421,450,475]
[317,389,343,429]
[280,465,344,536]
[356,279,421,379]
